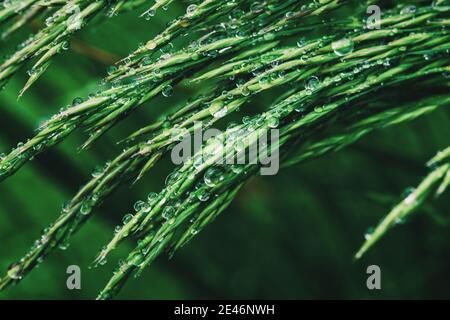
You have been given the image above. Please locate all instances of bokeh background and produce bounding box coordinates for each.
[0,2,449,299]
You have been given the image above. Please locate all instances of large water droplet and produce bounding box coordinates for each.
[134,200,146,212]
[305,76,320,91]
[162,206,175,220]
[122,213,133,224]
[147,192,158,204]
[331,38,354,56]
[162,85,173,97]
[186,4,197,16]
[204,167,225,187]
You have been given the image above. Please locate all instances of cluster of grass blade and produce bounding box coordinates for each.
[0,0,148,94]
[93,72,449,295]
[0,0,342,180]
[0,0,449,298]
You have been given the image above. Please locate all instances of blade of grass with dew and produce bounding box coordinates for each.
[95,88,450,299]
[0,0,148,94]
[0,0,346,182]
[354,146,450,260]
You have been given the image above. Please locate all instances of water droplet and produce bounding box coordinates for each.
[134,200,146,212]
[80,202,91,216]
[208,103,228,119]
[147,192,158,204]
[403,187,417,205]
[162,206,175,220]
[364,227,375,240]
[331,38,354,56]
[267,116,279,129]
[305,76,320,91]
[7,263,23,280]
[144,9,156,20]
[61,41,69,51]
[204,167,225,188]
[165,172,180,186]
[400,5,416,15]
[122,213,133,224]
[58,242,70,250]
[231,164,245,174]
[107,65,117,75]
[186,4,197,16]
[314,106,324,113]
[197,190,211,202]
[193,154,205,170]
[162,85,173,97]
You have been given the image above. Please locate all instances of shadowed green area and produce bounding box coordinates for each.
[0,2,449,299]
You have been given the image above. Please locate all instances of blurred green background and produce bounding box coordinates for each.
[0,3,449,299]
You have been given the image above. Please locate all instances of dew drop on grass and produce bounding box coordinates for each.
[263,33,275,41]
[400,5,417,15]
[296,38,306,47]
[231,164,245,174]
[364,227,375,240]
[80,203,91,215]
[209,102,228,118]
[305,76,320,91]
[267,116,279,128]
[402,187,417,205]
[193,154,205,170]
[107,65,117,75]
[162,206,175,220]
[146,41,157,50]
[249,2,263,13]
[186,4,197,16]
[58,241,70,251]
[147,192,158,204]
[394,216,406,225]
[331,38,354,56]
[162,85,173,97]
[314,106,324,113]
[61,41,69,51]
[144,10,156,20]
[241,86,251,97]
[72,98,83,106]
[122,213,133,224]
[7,263,23,280]
[204,167,225,187]
[134,200,146,212]
[197,190,211,202]
[165,171,181,186]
